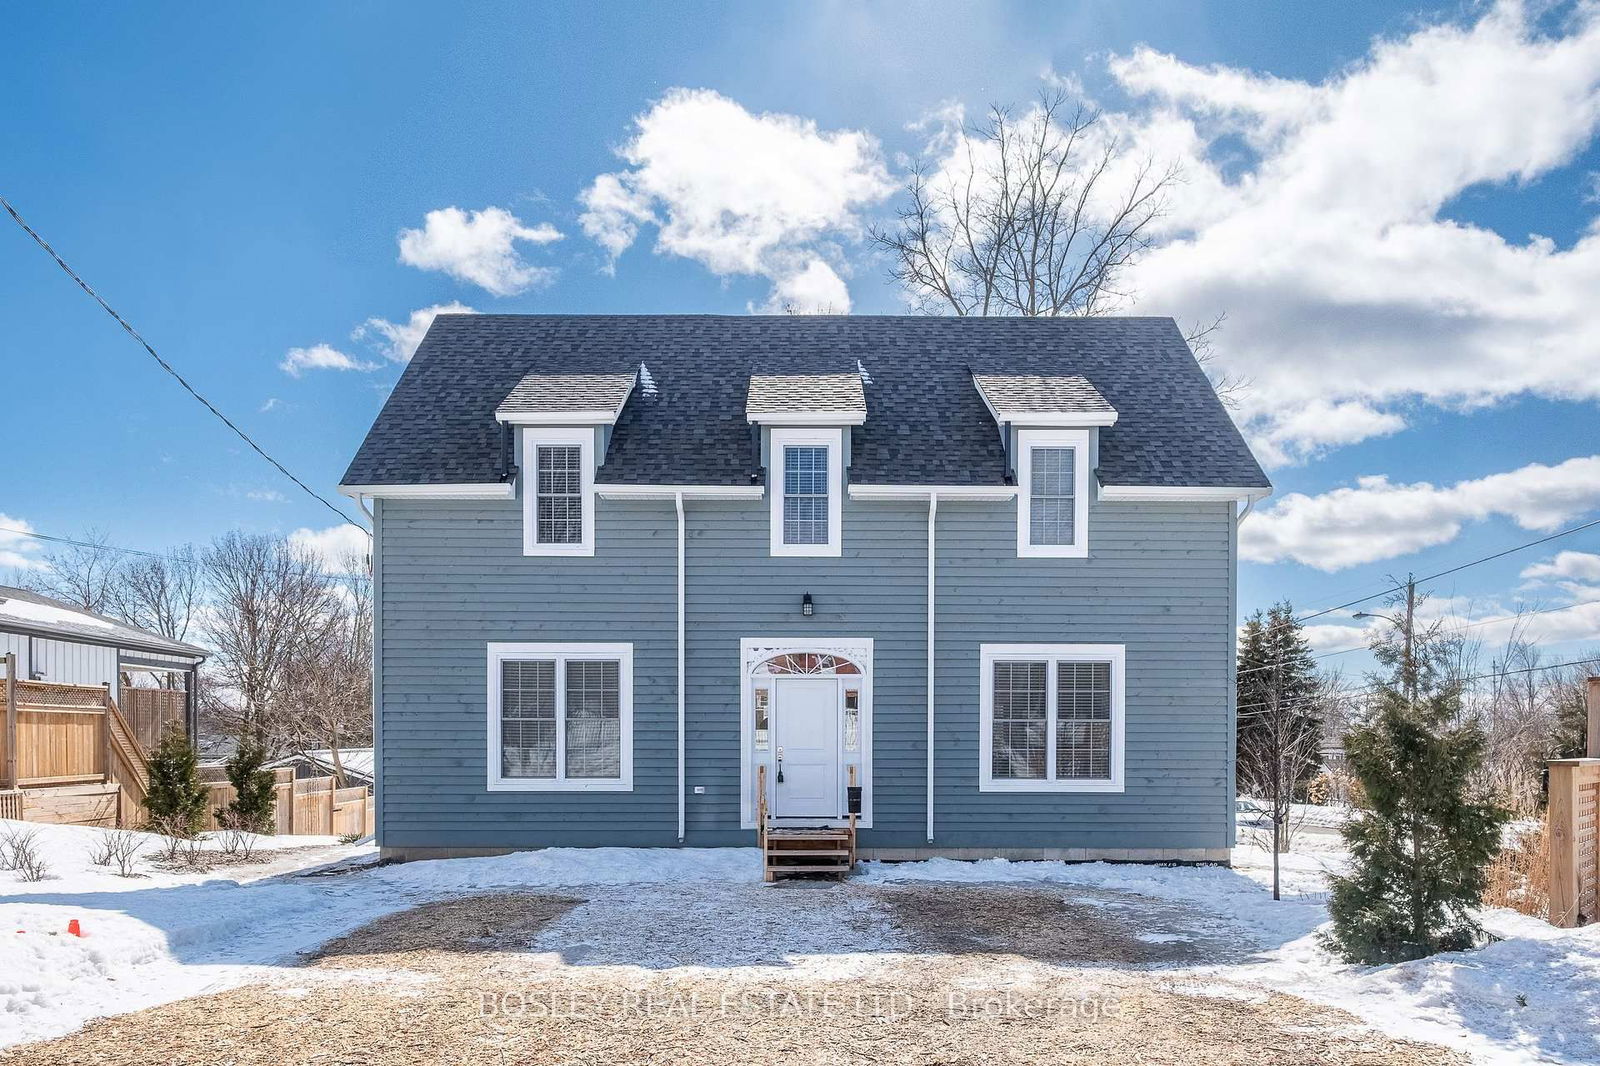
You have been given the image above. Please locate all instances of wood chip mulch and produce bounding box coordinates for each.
[0,889,1468,1066]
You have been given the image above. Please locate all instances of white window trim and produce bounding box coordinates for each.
[1016,428,1090,558]
[521,427,595,557]
[768,427,843,557]
[486,641,633,792]
[978,642,1125,793]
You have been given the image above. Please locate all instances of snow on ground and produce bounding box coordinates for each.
[864,845,1599,1064]
[3,819,1596,1064]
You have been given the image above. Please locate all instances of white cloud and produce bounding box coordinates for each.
[259,398,281,413]
[1301,622,1376,654]
[579,88,895,312]
[355,302,477,363]
[760,258,852,313]
[288,525,370,575]
[1241,454,1600,570]
[0,514,44,572]
[244,489,285,503]
[279,343,377,377]
[1096,1,1600,463]
[397,206,562,296]
[1521,549,1600,588]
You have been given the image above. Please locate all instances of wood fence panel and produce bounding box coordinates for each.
[1549,759,1600,928]
[16,709,105,784]
[120,688,186,752]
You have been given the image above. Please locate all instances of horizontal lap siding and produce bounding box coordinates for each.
[375,493,1234,852]
[928,499,1233,851]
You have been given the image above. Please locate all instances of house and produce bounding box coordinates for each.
[0,586,206,750]
[1,586,208,825]
[340,315,1270,863]
[266,748,375,786]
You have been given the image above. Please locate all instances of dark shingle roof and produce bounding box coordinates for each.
[0,586,209,659]
[746,373,867,420]
[972,373,1116,419]
[341,315,1269,490]
[496,371,637,419]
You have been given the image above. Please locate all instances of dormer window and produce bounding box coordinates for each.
[769,428,842,556]
[971,373,1115,561]
[495,370,639,559]
[746,371,863,559]
[1018,429,1089,557]
[523,429,595,556]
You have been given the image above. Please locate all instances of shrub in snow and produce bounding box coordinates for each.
[219,739,276,834]
[89,828,146,877]
[1323,612,1506,964]
[144,722,209,836]
[1,825,50,882]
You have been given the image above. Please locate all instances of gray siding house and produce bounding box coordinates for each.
[341,315,1270,862]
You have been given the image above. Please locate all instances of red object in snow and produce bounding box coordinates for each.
[67,920,83,937]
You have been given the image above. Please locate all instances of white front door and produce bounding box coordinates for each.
[772,677,839,820]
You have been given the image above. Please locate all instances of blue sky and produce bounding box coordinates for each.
[4,0,1600,674]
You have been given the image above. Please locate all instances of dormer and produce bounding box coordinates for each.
[972,373,1118,559]
[496,370,638,557]
[746,372,866,558]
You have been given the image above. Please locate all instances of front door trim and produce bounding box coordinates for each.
[740,637,873,829]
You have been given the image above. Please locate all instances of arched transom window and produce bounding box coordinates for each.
[756,653,862,676]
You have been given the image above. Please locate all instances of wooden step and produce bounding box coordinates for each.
[765,848,850,857]
[763,863,853,874]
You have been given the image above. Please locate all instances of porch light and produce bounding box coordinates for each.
[801,592,814,617]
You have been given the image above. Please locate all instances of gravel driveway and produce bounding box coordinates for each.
[4,880,1461,1065]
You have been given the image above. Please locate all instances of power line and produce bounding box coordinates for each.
[1238,596,1600,678]
[0,526,157,558]
[1,196,367,534]
[1236,652,1600,717]
[1296,515,1600,624]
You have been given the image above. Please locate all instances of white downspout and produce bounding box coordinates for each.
[926,491,938,843]
[676,491,686,843]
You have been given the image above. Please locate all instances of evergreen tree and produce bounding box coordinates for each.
[1322,584,1507,964]
[220,738,277,834]
[144,722,209,835]
[1236,602,1323,808]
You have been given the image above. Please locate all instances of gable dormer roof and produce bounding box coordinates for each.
[341,315,1269,492]
[746,372,867,425]
[971,373,1117,427]
[495,370,638,425]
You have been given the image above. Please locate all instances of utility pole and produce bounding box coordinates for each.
[1403,573,1416,704]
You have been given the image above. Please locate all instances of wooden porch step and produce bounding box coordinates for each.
[765,829,851,840]
[765,848,850,857]
[763,863,853,874]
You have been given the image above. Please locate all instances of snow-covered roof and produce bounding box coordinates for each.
[267,748,374,782]
[0,585,209,660]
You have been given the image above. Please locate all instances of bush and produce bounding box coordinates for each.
[144,723,209,835]
[1,825,50,882]
[89,828,146,877]
[219,739,277,834]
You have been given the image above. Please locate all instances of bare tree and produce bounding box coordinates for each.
[871,88,1245,403]
[110,545,203,645]
[873,89,1179,317]
[21,530,124,613]
[270,554,373,785]
[201,533,334,741]
[1474,618,1553,815]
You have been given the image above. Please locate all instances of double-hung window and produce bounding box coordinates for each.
[522,428,595,556]
[769,428,842,556]
[1017,428,1090,558]
[979,643,1124,792]
[488,642,633,791]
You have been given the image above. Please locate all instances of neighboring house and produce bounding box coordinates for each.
[267,748,375,786]
[0,585,207,748]
[341,315,1270,863]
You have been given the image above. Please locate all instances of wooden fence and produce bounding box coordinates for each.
[1548,677,1600,928]
[120,687,187,753]
[1549,759,1600,928]
[199,767,374,839]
